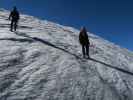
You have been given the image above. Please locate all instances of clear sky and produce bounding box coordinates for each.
[0,0,133,51]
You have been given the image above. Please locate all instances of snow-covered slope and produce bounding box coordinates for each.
[0,9,133,100]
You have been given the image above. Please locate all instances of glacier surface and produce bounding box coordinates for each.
[0,9,133,100]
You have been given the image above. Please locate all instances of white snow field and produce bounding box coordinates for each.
[0,9,133,100]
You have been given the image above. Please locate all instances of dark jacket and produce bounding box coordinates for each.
[9,10,20,21]
[79,28,90,45]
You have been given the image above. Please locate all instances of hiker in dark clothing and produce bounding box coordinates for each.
[9,6,20,32]
[79,27,90,58]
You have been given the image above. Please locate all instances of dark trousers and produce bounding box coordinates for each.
[82,44,89,57]
[10,20,18,31]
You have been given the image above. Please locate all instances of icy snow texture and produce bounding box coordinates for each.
[0,9,133,100]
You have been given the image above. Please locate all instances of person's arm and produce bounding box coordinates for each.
[79,32,81,40]
[88,39,90,45]
[86,34,90,45]
[8,12,12,20]
[79,32,84,45]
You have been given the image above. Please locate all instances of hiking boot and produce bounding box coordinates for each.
[83,55,85,58]
[86,55,90,59]
[10,29,13,32]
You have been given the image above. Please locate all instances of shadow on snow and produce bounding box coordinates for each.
[0,24,33,29]
[1,31,133,76]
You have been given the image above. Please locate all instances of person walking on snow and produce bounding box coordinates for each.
[79,27,90,58]
[9,6,20,32]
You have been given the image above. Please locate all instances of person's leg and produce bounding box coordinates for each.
[14,20,18,31]
[82,45,85,58]
[86,44,90,58]
[10,20,13,32]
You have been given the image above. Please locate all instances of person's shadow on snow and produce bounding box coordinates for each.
[11,32,133,76]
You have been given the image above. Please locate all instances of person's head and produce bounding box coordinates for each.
[13,6,17,11]
[80,26,87,34]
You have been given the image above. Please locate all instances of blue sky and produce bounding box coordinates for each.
[0,0,133,51]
